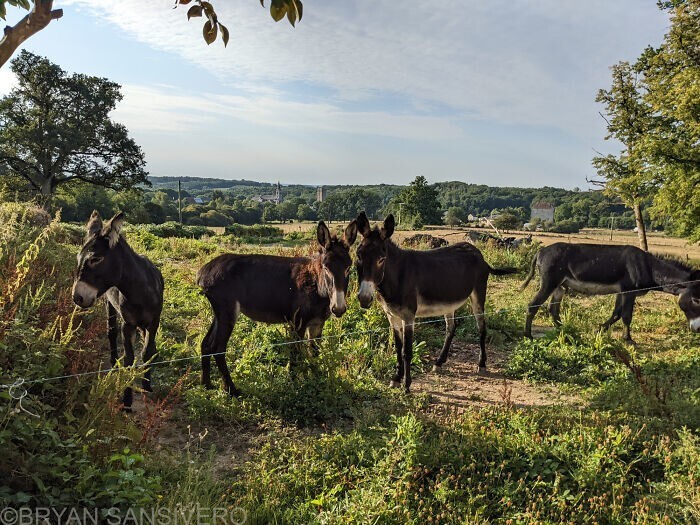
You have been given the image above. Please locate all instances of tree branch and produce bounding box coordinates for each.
[0,1,63,68]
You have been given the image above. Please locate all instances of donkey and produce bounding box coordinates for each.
[355,212,518,393]
[522,242,700,342]
[72,211,164,409]
[197,220,358,396]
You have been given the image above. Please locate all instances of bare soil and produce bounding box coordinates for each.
[412,341,580,414]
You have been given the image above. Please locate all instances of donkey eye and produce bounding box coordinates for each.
[88,256,104,267]
[377,257,386,266]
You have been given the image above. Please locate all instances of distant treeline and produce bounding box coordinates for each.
[7,175,652,232]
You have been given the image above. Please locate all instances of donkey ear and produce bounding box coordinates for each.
[356,211,371,237]
[86,210,103,240]
[317,221,332,249]
[381,214,395,239]
[343,220,358,248]
[102,212,125,248]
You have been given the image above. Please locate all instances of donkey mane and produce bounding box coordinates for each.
[651,252,694,273]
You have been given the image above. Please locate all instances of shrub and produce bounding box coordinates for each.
[126,221,214,239]
[225,223,283,238]
[549,219,581,234]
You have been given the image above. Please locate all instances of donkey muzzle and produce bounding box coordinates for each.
[357,280,375,309]
[72,280,99,308]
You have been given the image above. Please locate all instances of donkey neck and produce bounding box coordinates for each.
[377,242,404,296]
[650,255,692,291]
[111,238,150,299]
[309,254,332,299]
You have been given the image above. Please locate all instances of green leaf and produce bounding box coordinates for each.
[219,23,230,47]
[187,4,202,19]
[295,0,303,22]
[202,20,217,45]
[270,0,287,22]
[179,0,192,4]
[286,0,298,26]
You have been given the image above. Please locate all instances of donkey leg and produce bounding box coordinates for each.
[549,286,565,327]
[107,301,119,367]
[211,306,240,397]
[525,280,558,338]
[389,317,404,388]
[307,321,323,358]
[433,312,456,371]
[200,317,217,389]
[122,323,137,410]
[141,317,160,393]
[470,283,488,372]
[402,319,415,393]
[620,295,637,345]
[601,294,624,332]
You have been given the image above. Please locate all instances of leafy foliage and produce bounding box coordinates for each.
[0,51,147,198]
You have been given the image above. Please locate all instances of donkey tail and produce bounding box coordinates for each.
[489,266,519,276]
[520,252,539,290]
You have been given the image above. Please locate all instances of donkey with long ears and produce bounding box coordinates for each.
[72,211,164,409]
[354,212,518,393]
[197,220,358,396]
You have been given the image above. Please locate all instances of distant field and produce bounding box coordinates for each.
[266,221,700,261]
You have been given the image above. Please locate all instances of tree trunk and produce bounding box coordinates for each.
[633,202,648,251]
[0,1,63,68]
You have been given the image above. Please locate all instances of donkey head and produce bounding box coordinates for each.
[72,211,125,308]
[316,220,358,317]
[355,212,395,309]
[674,270,700,332]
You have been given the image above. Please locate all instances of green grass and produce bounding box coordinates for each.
[1,204,699,522]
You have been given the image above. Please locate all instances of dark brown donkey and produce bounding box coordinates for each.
[197,221,358,396]
[72,211,164,409]
[355,212,518,393]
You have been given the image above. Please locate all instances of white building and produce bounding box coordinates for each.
[530,202,555,222]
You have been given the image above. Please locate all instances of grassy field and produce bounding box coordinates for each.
[272,221,700,261]
[1,206,699,523]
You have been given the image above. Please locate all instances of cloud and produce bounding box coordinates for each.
[61,0,667,140]
[113,84,465,141]
[0,68,17,94]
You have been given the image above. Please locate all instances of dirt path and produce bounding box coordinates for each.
[412,341,580,414]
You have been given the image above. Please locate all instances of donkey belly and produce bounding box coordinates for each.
[563,278,621,295]
[415,294,470,318]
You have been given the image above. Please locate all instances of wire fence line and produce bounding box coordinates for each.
[1,277,699,395]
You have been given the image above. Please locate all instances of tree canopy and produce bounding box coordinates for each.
[390,176,442,228]
[0,51,148,198]
[595,0,700,241]
[592,61,656,250]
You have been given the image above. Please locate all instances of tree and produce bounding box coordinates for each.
[640,0,700,239]
[0,51,148,201]
[593,61,655,251]
[296,203,316,221]
[444,206,465,226]
[492,212,520,231]
[391,176,442,228]
[0,0,303,68]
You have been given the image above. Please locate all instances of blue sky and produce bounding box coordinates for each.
[0,1,669,188]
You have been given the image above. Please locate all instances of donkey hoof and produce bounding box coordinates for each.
[477,366,487,375]
[227,386,242,398]
[141,382,153,393]
[389,379,401,389]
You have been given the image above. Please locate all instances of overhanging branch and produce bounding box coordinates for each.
[0,1,63,68]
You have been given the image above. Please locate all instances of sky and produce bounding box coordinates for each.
[0,1,670,188]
